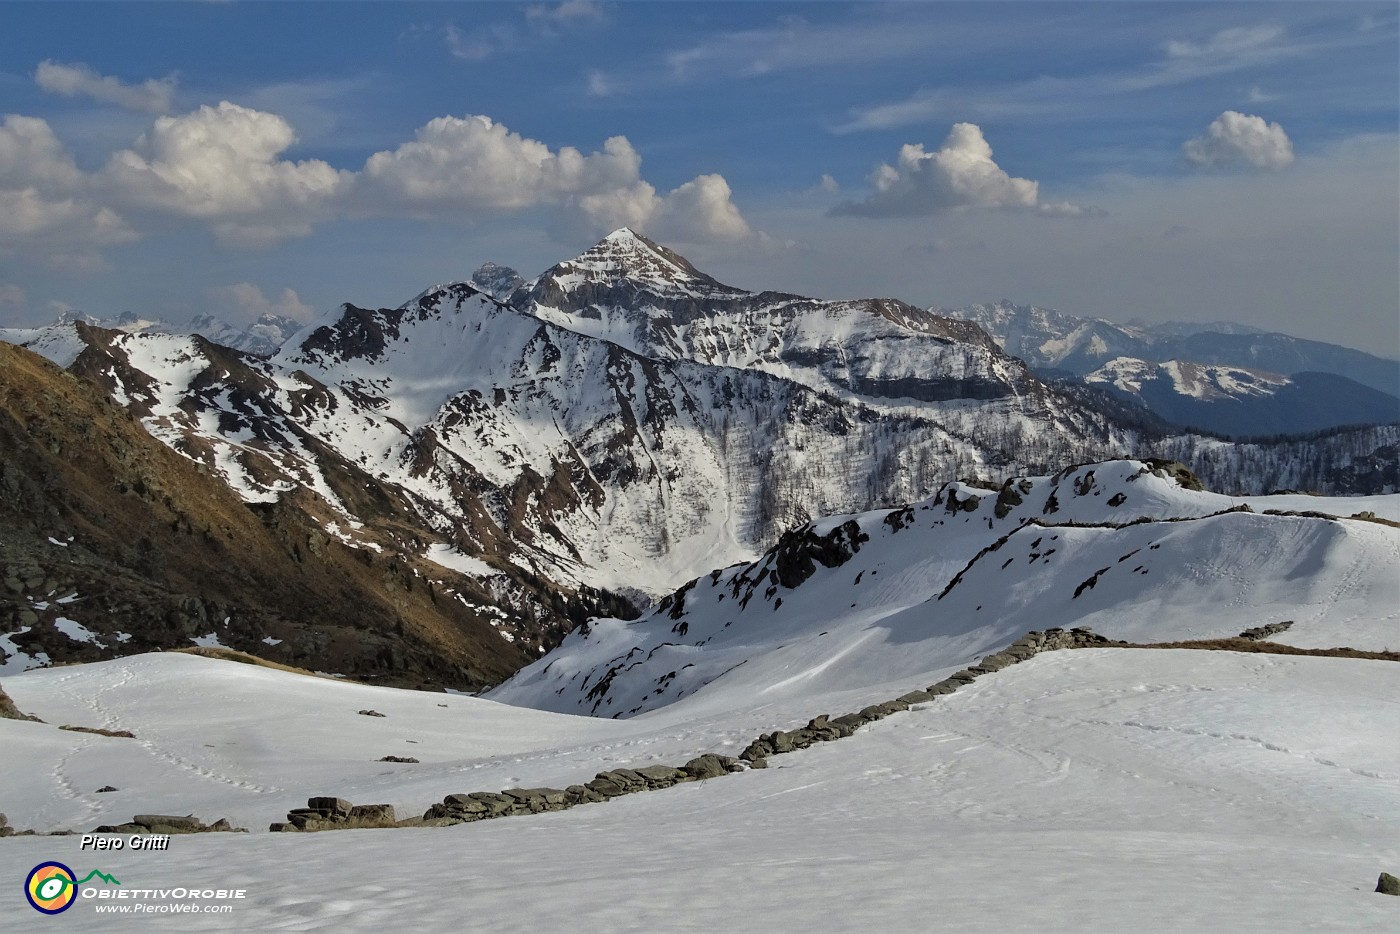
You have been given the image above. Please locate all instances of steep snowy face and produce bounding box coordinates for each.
[524,232,1032,408]
[488,459,1400,718]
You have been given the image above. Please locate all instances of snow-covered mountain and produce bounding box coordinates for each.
[1086,357,1400,437]
[490,459,1399,718]
[946,301,1400,428]
[2,231,1396,678]
[2,230,1144,603]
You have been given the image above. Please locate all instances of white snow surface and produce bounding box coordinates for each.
[421,543,495,578]
[490,460,1400,718]
[0,649,1396,931]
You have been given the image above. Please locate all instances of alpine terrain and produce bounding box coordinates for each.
[2,230,1396,684]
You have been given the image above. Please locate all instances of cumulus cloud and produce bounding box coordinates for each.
[0,115,136,269]
[1184,111,1294,171]
[35,60,176,114]
[0,114,84,190]
[0,188,136,271]
[0,103,753,263]
[206,282,316,325]
[360,115,752,241]
[833,123,1080,218]
[101,101,349,245]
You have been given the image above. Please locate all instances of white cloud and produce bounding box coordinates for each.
[0,115,135,269]
[442,24,502,62]
[818,174,839,193]
[1164,25,1286,61]
[586,70,615,98]
[0,103,756,262]
[34,60,176,114]
[1184,111,1294,171]
[360,115,753,242]
[833,123,1081,218]
[206,282,316,325]
[101,101,349,245]
[527,0,605,28]
[0,115,84,190]
[0,188,136,271]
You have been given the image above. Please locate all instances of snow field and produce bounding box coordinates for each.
[1,649,1396,932]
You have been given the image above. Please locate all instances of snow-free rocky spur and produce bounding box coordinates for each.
[1,229,1396,687]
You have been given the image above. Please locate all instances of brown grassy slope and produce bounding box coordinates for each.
[1128,638,1398,661]
[0,341,528,689]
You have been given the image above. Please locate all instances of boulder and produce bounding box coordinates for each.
[682,754,738,780]
[585,775,627,798]
[357,709,386,717]
[740,739,774,761]
[897,690,933,705]
[132,814,204,833]
[466,792,515,815]
[1378,872,1400,896]
[308,797,353,818]
[635,765,688,787]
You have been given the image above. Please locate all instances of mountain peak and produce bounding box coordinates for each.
[567,228,726,290]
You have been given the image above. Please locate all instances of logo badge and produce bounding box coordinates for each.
[25,862,78,914]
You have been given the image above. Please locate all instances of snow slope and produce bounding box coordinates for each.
[0,649,1396,932]
[489,460,1400,717]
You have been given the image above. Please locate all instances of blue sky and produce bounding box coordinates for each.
[0,1,1396,354]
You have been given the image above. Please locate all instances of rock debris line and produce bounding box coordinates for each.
[270,627,1117,833]
[91,814,246,835]
[1238,620,1293,641]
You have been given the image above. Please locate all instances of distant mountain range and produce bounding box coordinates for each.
[5,309,304,358]
[944,301,1399,438]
